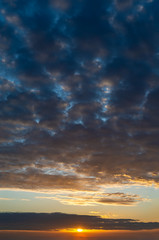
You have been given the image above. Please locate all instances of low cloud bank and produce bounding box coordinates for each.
[0,212,159,231]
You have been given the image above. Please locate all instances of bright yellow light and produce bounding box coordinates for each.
[77,228,83,232]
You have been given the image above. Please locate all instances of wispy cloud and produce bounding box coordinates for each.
[36,192,147,206]
[0,198,14,201]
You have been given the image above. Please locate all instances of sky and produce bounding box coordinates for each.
[0,0,159,239]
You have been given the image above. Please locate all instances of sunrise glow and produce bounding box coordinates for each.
[0,0,159,240]
[77,228,83,232]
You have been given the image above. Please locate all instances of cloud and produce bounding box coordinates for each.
[0,0,159,194]
[0,170,98,191]
[0,198,14,201]
[96,192,146,206]
[0,212,159,231]
[36,192,146,206]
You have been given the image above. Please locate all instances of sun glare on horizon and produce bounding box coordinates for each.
[77,228,83,232]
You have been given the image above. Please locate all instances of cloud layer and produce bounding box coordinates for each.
[0,0,159,194]
[1,212,159,231]
[36,191,146,206]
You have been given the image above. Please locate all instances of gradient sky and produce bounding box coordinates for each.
[0,0,159,239]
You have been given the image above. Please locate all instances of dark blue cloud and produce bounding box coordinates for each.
[0,212,159,231]
[0,0,159,190]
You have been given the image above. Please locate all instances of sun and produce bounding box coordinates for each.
[77,228,83,232]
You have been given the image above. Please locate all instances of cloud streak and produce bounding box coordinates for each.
[36,192,146,206]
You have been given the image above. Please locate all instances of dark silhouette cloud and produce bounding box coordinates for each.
[0,212,159,231]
